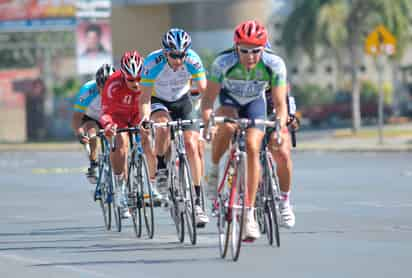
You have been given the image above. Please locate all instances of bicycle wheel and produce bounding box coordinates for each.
[180,156,197,245]
[128,160,142,238]
[231,152,246,261]
[267,153,280,247]
[96,140,112,230]
[169,157,184,243]
[98,161,112,230]
[112,168,122,233]
[138,154,155,239]
[255,185,266,234]
[217,162,232,258]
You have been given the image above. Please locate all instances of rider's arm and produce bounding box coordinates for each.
[201,80,221,124]
[71,82,91,136]
[201,56,223,124]
[139,85,152,121]
[269,57,288,129]
[99,82,113,128]
[272,84,288,129]
[71,111,85,136]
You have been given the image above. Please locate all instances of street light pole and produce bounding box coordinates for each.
[376,54,385,145]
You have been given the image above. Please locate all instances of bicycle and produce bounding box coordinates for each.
[255,118,281,247]
[92,130,116,231]
[209,115,277,261]
[151,118,204,245]
[114,126,155,239]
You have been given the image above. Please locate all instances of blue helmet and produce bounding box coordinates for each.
[162,28,192,52]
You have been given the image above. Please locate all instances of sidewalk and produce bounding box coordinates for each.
[296,123,412,152]
[1,123,412,152]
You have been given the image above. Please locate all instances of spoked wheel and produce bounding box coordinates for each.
[169,159,184,243]
[263,201,274,245]
[112,173,122,233]
[128,161,142,238]
[139,154,155,239]
[231,152,246,261]
[267,154,280,247]
[255,188,266,234]
[217,190,230,258]
[180,156,197,245]
[98,166,112,231]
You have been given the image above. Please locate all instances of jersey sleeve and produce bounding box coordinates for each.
[208,56,224,83]
[140,52,164,87]
[185,50,206,81]
[72,84,91,112]
[263,53,287,88]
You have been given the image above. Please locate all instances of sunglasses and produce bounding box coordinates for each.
[238,46,263,54]
[168,52,187,59]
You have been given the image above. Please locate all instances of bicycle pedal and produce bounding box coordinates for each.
[196,223,206,228]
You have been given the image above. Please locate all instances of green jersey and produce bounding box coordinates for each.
[208,48,287,105]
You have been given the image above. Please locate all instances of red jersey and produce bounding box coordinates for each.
[100,70,141,128]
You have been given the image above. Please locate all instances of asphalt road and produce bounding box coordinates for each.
[0,151,411,278]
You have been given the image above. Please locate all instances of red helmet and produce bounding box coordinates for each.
[120,50,143,79]
[234,20,268,46]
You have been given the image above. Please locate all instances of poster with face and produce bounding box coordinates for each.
[76,19,112,74]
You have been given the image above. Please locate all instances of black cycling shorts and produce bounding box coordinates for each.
[151,94,199,131]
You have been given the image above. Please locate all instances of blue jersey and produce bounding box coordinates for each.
[140,49,206,102]
[72,80,101,121]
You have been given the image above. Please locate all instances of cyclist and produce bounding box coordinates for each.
[100,50,159,218]
[202,20,290,240]
[72,63,115,184]
[139,28,209,226]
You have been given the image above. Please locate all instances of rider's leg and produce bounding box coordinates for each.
[151,110,171,193]
[151,110,170,158]
[211,106,237,164]
[206,106,237,198]
[110,132,129,176]
[245,128,264,208]
[110,132,130,217]
[269,129,293,194]
[269,129,295,228]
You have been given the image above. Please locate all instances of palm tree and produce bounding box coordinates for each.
[281,0,412,133]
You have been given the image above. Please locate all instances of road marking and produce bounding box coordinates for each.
[0,252,110,278]
[32,167,87,174]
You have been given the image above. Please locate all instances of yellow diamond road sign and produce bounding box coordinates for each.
[365,25,396,56]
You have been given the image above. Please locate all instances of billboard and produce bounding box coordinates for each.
[75,0,112,75]
[76,19,112,74]
[0,0,76,31]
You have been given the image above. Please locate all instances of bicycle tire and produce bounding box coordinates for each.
[139,154,155,239]
[128,160,142,238]
[255,186,266,234]
[97,138,112,230]
[180,156,197,245]
[267,153,280,247]
[231,152,246,261]
[112,169,122,233]
[217,162,232,258]
[169,157,184,243]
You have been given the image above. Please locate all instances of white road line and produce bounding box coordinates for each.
[0,252,110,278]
